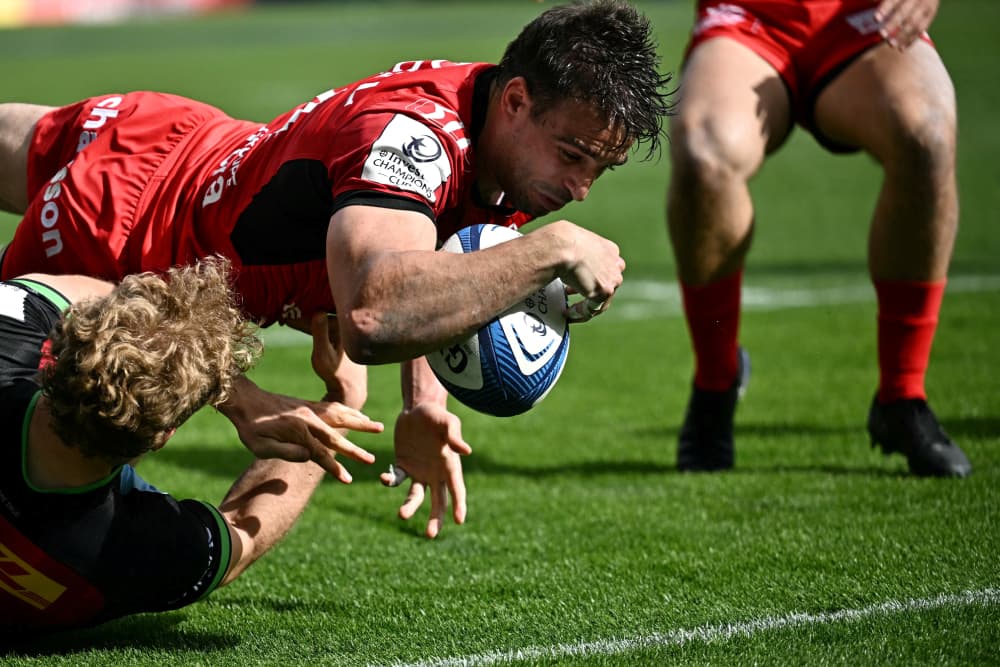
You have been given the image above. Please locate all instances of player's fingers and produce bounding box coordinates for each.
[874,0,901,24]
[447,470,467,526]
[399,482,425,520]
[425,482,447,539]
[295,431,353,482]
[445,424,472,456]
[304,407,381,464]
[565,297,607,323]
[380,464,409,488]
[322,430,377,464]
[313,448,354,484]
[875,0,912,47]
[318,403,385,434]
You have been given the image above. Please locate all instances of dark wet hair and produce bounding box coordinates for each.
[496,0,674,159]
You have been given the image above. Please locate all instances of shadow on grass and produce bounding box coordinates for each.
[462,452,674,478]
[942,414,1000,440]
[632,419,856,441]
[151,445,253,479]
[145,414,995,487]
[635,413,1000,445]
[0,611,240,657]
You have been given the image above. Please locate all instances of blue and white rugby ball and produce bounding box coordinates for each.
[427,224,570,417]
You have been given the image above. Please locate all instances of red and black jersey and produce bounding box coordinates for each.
[3,61,534,326]
[0,280,231,631]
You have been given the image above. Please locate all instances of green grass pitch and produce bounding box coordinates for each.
[1,2,997,665]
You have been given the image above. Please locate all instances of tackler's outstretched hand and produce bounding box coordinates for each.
[381,402,471,539]
[219,373,382,484]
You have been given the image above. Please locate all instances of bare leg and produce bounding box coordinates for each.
[814,41,969,477]
[0,103,54,214]
[815,41,957,283]
[667,38,792,286]
[666,37,792,470]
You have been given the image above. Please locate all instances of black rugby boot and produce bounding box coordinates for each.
[867,395,972,478]
[676,347,751,472]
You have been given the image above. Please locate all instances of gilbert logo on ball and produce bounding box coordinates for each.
[427,224,570,417]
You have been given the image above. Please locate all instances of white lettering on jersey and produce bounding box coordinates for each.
[203,89,343,209]
[390,60,456,74]
[202,126,267,207]
[362,115,452,204]
[694,4,752,36]
[36,164,71,258]
[82,96,122,130]
[0,284,28,322]
[70,96,120,157]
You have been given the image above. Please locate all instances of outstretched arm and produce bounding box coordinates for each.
[381,356,471,538]
[217,458,323,586]
[216,388,383,585]
[216,313,382,483]
[326,206,624,365]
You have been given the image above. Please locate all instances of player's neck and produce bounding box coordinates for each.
[474,85,506,206]
[26,396,116,490]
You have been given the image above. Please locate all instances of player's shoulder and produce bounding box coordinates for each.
[352,60,492,117]
[373,60,491,88]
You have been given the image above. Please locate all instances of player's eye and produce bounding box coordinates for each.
[559,148,582,163]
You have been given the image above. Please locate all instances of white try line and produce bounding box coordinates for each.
[260,274,1000,348]
[610,273,1000,321]
[381,587,1000,667]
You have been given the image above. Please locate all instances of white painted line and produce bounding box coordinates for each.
[611,274,1000,320]
[381,587,1000,667]
[259,274,1000,348]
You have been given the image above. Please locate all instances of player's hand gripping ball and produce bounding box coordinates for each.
[427,224,570,417]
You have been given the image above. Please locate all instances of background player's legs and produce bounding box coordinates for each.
[813,41,969,477]
[666,37,792,470]
[0,104,53,214]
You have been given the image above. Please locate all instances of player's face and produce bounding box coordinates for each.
[497,98,630,217]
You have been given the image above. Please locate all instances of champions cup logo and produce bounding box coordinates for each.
[403,135,443,163]
[523,313,546,336]
[363,114,452,203]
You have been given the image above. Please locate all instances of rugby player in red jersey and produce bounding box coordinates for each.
[0,0,674,536]
[665,0,970,476]
[0,261,382,630]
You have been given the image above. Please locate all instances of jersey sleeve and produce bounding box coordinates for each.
[0,279,69,389]
[96,494,232,620]
[329,109,464,221]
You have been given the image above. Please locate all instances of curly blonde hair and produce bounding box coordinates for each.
[43,257,262,461]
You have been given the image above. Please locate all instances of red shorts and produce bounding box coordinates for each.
[685,0,933,151]
[2,92,236,281]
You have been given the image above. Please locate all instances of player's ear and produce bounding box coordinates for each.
[499,76,532,118]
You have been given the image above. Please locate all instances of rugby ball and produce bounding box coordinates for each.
[427,224,570,417]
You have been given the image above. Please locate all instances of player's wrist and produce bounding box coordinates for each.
[526,221,576,282]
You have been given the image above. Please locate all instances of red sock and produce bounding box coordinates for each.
[875,279,946,403]
[680,271,742,392]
